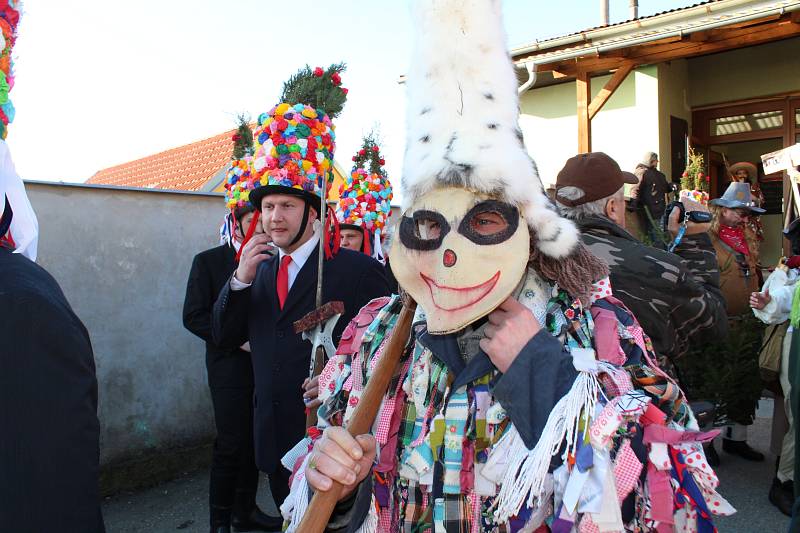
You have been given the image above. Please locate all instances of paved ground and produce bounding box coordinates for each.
[103,399,790,532]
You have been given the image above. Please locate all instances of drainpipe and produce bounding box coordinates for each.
[630,0,639,20]
[517,61,537,95]
[601,0,610,26]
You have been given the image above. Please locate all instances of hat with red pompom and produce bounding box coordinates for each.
[249,64,348,211]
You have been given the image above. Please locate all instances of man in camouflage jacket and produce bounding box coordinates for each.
[554,153,728,368]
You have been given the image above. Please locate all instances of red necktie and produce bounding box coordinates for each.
[276,255,292,309]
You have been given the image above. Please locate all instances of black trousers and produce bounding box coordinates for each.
[209,386,260,525]
[268,465,292,511]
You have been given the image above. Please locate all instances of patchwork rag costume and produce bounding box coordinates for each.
[279,1,730,532]
[336,134,393,261]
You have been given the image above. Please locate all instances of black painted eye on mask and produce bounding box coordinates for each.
[399,209,451,251]
[458,200,519,245]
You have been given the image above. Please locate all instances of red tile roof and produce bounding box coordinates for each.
[87,129,236,191]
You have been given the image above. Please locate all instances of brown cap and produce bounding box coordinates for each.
[555,152,638,207]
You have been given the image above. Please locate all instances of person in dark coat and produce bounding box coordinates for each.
[213,192,390,512]
[555,152,727,369]
[633,151,672,247]
[0,155,105,532]
[212,65,391,513]
[184,197,277,532]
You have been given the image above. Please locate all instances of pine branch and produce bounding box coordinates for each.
[350,130,387,177]
[231,115,254,160]
[280,63,348,119]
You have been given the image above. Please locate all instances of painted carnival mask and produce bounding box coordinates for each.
[390,187,529,334]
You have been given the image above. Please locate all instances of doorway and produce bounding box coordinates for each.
[693,96,800,267]
[670,116,688,183]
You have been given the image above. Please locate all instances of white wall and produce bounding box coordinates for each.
[520,65,661,187]
[688,37,800,108]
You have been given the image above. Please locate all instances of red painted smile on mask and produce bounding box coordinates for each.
[420,271,501,311]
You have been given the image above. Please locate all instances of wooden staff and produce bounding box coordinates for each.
[296,298,417,533]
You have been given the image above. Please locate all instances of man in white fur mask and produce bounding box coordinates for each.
[278,1,731,531]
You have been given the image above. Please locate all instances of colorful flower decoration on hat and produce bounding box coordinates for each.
[0,1,21,140]
[251,63,348,202]
[220,117,262,256]
[336,132,393,260]
[224,118,257,210]
[337,133,392,232]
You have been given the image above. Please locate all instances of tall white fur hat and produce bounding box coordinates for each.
[403,0,578,258]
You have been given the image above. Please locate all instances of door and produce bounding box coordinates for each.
[791,97,800,145]
[708,149,726,198]
[670,116,689,182]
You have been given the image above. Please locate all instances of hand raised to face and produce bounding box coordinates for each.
[479,297,541,374]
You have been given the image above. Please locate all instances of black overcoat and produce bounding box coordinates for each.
[183,244,253,389]
[212,246,390,472]
[0,247,105,532]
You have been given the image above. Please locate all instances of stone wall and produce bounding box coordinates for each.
[25,182,222,471]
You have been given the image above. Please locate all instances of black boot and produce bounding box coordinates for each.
[704,441,720,467]
[210,503,233,533]
[769,477,794,516]
[722,439,765,461]
[231,494,283,531]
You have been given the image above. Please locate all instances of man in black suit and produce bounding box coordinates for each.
[212,186,390,513]
[0,169,105,532]
[184,204,277,533]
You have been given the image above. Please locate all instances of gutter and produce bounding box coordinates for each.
[518,1,800,66]
[511,0,764,57]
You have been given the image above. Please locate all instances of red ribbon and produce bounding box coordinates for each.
[323,209,341,259]
[362,226,371,257]
[234,209,261,263]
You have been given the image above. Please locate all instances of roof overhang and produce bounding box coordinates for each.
[513,0,800,78]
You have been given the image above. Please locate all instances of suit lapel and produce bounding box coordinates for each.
[280,246,319,318]
[258,253,279,313]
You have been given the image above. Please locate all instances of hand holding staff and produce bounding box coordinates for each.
[296,298,417,532]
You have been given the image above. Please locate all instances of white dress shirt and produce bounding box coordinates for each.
[231,231,320,291]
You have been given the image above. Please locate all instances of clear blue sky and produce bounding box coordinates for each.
[8,0,694,184]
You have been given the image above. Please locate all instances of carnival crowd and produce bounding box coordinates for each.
[3,3,800,533]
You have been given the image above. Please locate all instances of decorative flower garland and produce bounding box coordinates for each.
[680,147,710,206]
[0,1,21,139]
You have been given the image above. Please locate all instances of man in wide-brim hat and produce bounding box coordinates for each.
[706,181,767,463]
[709,180,766,214]
[730,161,766,240]
[730,161,758,183]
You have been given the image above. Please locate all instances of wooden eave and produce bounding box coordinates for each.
[517,12,800,78]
